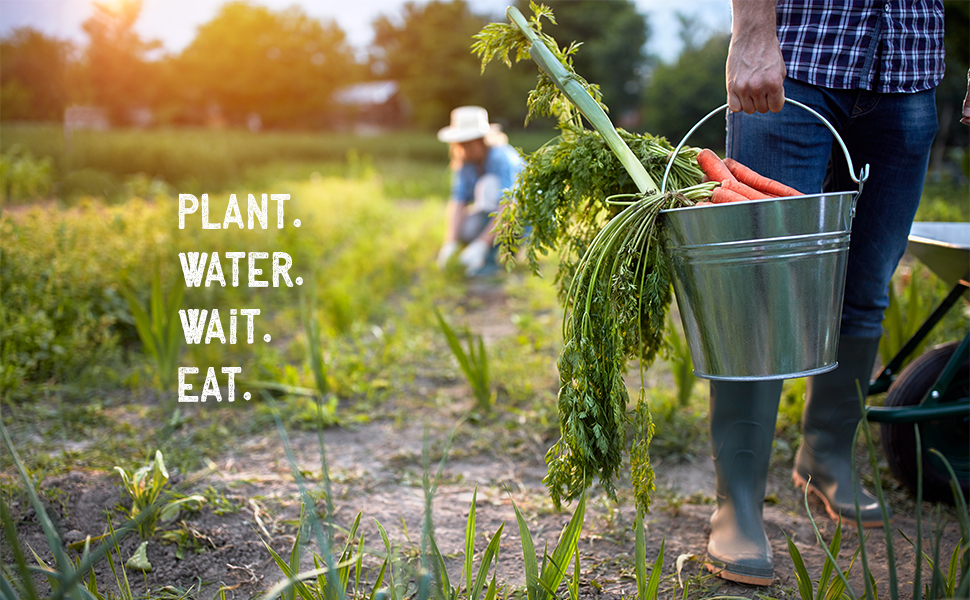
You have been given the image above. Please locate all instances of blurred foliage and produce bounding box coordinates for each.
[0,174,443,398]
[932,0,970,173]
[372,0,536,130]
[177,2,359,129]
[0,28,72,121]
[512,0,649,124]
[0,124,551,201]
[82,0,162,125]
[642,29,730,153]
[0,145,54,202]
[0,198,168,393]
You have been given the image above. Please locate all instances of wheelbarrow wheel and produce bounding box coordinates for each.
[880,341,970,504]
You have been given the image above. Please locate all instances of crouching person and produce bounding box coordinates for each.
[436,106,521,277]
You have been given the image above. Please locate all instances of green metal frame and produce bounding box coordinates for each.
[866,280,969,425]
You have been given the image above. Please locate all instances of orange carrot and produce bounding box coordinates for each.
[723,158,803,197]
[711,186,748,204]
[696,149,737,183]
[720,178,773,200]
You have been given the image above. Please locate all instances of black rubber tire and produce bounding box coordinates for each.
[880,342,970,504]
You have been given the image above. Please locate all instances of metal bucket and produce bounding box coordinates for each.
[659,100,869,381]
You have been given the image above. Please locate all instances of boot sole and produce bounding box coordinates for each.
[704,560,773,586]
[792,470,885,529]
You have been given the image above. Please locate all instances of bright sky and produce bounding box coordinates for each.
[0,0,731,63]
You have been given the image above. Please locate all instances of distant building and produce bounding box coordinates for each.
[332,80,408,133]
[63,106,109,131]
[128,107,154,128]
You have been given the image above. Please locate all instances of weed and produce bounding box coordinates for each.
[114,450,204,540]
[0,413,147,597]
[879,265,929,372]
[509,490,585,600]
[665,314,696,409]
[0,144,54,202]
[202,485,243,515]
[784,395,970,600]
[434,306,493,414]
[119,266,185,393]
[786,522,860,600]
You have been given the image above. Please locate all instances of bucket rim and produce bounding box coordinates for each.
[695,362,839,381]
[659,190,858,215]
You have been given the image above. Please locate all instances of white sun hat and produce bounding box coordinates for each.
[437,106,492,143]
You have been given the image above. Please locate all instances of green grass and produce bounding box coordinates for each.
[1,126,966,597]
[1,124,553,203]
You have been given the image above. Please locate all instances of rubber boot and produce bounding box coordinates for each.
[793,335,891,528]
[706,380,783,586]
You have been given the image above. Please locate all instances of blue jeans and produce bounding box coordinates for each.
[726,78,938,338]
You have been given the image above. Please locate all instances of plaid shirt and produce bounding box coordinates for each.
[777,0,945,93]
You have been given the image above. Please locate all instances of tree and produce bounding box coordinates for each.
[514,0,650,127]
[81,0,161,125]
[930,0,970,174]
[0,28,73,121]
[372,0,490,130]
[178,1,358,129]
[642,30,730,152]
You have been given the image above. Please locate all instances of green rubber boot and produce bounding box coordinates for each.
[793,335,891,527]
[706,380,782,586]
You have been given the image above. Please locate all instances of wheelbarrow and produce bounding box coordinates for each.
[866,221,970,503]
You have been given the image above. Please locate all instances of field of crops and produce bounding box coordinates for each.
[1,125,967,598]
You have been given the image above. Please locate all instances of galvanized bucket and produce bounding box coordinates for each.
[659,100,869,381]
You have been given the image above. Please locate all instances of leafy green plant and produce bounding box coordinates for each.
[787,396,970,600]
[0,414,146,597]
[113,450,204,540]
[434,306,492,413]
[261,510,388,600]
[666,314,696,409]
[635,512,666,600]
[786,522,859,600]
[425,486,504,600]
[118,267,185,392]
[0,144,53,202]
[879,268,928,371]
[510,491,585,600]
[475,2,710,514]
[302,288,331,400]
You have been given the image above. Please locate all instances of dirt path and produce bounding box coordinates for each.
[6,282,964,599]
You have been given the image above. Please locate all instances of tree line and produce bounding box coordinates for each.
[1,0,966,155]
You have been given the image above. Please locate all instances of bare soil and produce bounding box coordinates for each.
[4,282,964,599]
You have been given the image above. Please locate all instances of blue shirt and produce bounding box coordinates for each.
[777,0,945,94]
[450,145,522,205]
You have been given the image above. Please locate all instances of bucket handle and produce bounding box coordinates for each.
[661,99,869,196]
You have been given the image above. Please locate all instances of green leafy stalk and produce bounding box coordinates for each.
[475,2,713,513]
[434,307,492,413]
[119,265,185,392]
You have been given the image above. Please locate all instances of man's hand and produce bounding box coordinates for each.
[727,0,786,114]
[458,239,490,276]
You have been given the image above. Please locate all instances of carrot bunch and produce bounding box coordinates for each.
[695,148,802,204]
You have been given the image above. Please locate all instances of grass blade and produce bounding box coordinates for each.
[375,520,399,600]
[643,537,665,600]
[635,510,647,600]
[471,523,504,600]
[817,522,842,600]
[856,402,897,600]
[428,534,451,600]
[539,493,585,596]
[465,487,478,598]
[786,531,815,600]
[509,496,540,600]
